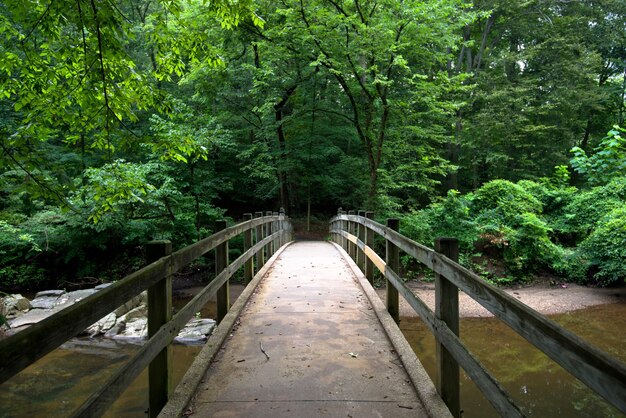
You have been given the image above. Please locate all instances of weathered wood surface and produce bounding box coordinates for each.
[73,231,283,418]
[243,213,253,283]
[0,215,286,407]
[330,214,626,414]
[364,211,374,283]
[330,227,522,416]
[215,220,230,324]
[434,238,460,418]
[385,218,400,323]
[184,242,440,417]
[0,258,168,383]
[147,241,174,418]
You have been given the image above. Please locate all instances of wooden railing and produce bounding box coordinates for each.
[329,211,626,418]
[0,210,292,417]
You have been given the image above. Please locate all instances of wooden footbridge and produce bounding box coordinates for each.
[1,210,625,417]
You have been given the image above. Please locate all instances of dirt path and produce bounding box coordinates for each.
[376,281,626,318]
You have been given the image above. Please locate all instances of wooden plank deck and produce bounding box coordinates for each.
[164,241,450,417]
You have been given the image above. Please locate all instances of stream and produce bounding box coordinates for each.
[400,302,626,418]
[1,292,624,417]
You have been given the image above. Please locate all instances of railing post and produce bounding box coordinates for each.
[435,237,460,418]
[279,207,285,247]
[364,212,374,285]
[347,210,356,260]
[340,209,347,251]
[215,220,229,324]
[385,219,400,324]
[243,213,253,285]
[146,240,173,418]
[335,208,342,246]
[265,210,273,259]
[255,211,264,273]
[357,210,365,271]
[272,211,279,254]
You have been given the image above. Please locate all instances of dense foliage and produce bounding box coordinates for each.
[399,174,626,286]
[1,0,625,290]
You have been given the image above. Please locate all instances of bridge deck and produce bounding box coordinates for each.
[179,241,447,417]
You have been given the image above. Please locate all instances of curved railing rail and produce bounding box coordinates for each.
[330,211,626,418]
[0,210,292,417]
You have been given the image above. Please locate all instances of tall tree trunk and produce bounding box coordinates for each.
[274,85,298,211]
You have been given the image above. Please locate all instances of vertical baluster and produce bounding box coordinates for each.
[146,240,173,417]
[243,213,253,284]
[364,212,374,285]
[435,237,460,418]
[385,220,400,324]
[215,220,229,324]
[255,212,264,272]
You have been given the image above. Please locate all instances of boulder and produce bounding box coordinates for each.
[1,294,31,319]
[3,285,214,344]
[175,318,216,344]
[30,290,65,310]
[55,289,97,308]
[85,312,117,337]
[113,317,148,340]
[34,290,65,298]
[9,307,59,328]
[113,292,145,317]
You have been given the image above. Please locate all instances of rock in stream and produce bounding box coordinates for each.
[1,286,215,345]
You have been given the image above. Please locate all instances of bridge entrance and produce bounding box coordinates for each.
[163,241,449,417]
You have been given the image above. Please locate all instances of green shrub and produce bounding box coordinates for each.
[401,190,478,252]
[576,207,626,286]
[470,180,562,278]
[570,125,626,186]
[505,213,564,275]
[517,180,578,244]
[556,177,626,240]
[470,179,543,223]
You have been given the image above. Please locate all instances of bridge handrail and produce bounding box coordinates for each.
[0,212,292,417]
[330,213,626,417]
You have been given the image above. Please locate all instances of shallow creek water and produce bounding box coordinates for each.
[400,302,626,418]
[1,296,624,417]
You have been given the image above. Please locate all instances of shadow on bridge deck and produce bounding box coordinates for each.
[160,241,450,417]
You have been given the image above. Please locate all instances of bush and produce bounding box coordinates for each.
[517,180,578,244]
[555,177,626,240]
[470,179,543,223]
[505,212,564,275]
[469,180,562,278]
[576,207,626,286]
[401,190,478,252]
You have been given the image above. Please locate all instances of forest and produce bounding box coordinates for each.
[1,0,625,291]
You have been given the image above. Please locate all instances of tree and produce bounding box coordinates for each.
[253,0,476,209]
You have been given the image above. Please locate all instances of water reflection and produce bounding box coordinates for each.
[2,300,624,417]
[400,303,626,418]
[0,339,201,417]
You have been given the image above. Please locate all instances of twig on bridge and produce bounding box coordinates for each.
[259,341,270,360]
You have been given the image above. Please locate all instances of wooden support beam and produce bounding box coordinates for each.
[357,210,365,272]
[272,211,279,254]
[385,219,400,324]
[347,210,356,260]
[243,213,253,285]
[146,240,173,418]
[365,212,374,284]
[435,237,460,418]
[255,212,264,273]
[215,220,229,324]
[265,211,273,258]
[279,207,286,247]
